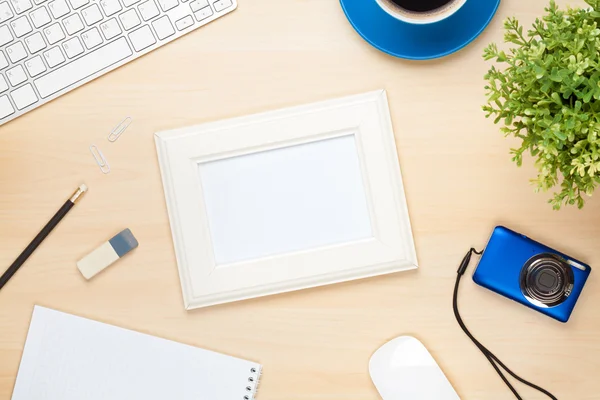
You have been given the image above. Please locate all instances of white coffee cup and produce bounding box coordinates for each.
[374,0,468,24]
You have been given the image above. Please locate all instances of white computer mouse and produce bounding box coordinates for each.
[369,336,460,400]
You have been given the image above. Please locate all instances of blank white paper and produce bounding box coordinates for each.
[198,134,373,265]
[11,306,261,400]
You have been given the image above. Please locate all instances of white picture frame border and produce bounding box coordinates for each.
[155,90,418,309]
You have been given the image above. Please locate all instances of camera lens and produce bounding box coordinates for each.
[520,253,574,307]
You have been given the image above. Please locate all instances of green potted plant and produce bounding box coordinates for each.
[483,0,600,209]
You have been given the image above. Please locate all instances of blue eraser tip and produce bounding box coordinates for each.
[109,229,139,258]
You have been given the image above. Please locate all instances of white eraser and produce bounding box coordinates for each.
[77,229,138,280]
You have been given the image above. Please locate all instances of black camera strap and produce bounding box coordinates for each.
[453,248,559,400]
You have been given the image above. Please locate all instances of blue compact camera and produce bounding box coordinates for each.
[473,226,591,323]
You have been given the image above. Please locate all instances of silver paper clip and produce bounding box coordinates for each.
[90,144,110,174]
[108,116,132,142]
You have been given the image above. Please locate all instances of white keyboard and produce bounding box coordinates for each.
[0,0,236,125]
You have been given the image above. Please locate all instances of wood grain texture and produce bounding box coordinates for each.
[0,0,598,398]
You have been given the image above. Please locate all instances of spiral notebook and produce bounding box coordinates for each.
[11,306,262,400]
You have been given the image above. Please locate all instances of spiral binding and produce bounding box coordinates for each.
[242,366,262,400]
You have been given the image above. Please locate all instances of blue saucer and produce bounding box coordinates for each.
[340,0,501,60]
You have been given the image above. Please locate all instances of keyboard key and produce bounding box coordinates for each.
[99,0,121,16]
[24,54,46,76]
[81,3,101,25]
[10,15,32,37]
[212,0,230,12]
[43,22,64,44]
[33,0,47,4]
[10,0,32,14]
[0,95,15,118]
[0,51,8,68]
[42,45,64,66]
[122,0,138,6]
[48,0,69,18]
[34,37,132,98]
[81,26,101,48]
[11,83,37,109]
[62,13,83,34]
[137,0,157,21]
[151,15,172,39]
[128,24,153,51]
[189,0,206,11]
[0,24,14,45]
[175,15,191,30]
[119,9,139,30]
[0,2,14,22]
[193,6,210,21]
[6,41,27,62]
[67,0,88,9]
[6,64,27,85]
[0,75,8,92]
[24,31,45,52]
[62,35,83,57]
[30,6,51,27]
[99,17,120,39]
[157,0,175,12]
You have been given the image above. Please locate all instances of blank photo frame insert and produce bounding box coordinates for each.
[155,90,417,309]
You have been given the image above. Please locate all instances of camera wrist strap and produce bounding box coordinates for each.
[453,248,558,400]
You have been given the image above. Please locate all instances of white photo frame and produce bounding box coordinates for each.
[155,90,417,309]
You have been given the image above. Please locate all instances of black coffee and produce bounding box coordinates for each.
[389,0,454,13]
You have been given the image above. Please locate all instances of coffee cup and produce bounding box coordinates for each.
[374,0,468,24]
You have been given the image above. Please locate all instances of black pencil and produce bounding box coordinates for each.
[0,184,88,291]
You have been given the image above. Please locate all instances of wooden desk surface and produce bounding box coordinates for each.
[1,0,599,398]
